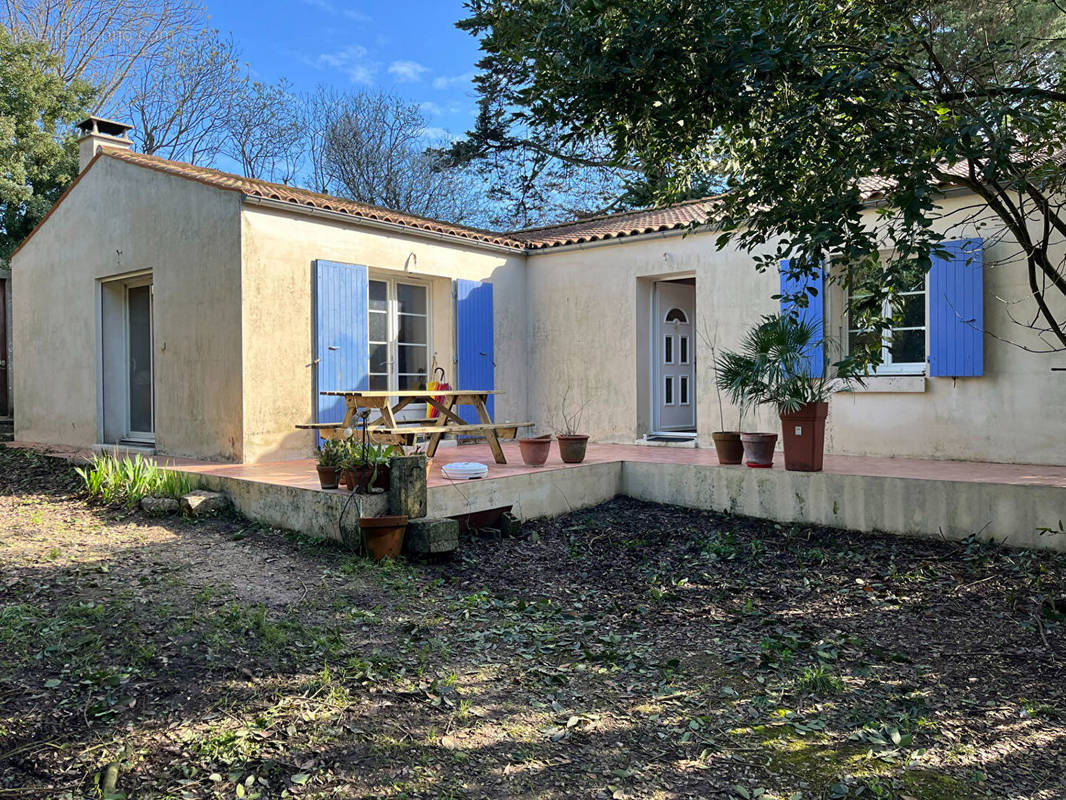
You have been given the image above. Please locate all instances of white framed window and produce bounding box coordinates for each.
[368,277,430,391]
[847,264,927,374]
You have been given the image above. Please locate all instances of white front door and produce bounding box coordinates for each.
[654,281,696,432]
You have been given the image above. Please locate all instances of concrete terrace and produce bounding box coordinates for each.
[14,441,1065,552]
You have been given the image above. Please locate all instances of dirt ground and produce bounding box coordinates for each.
[1,446,1064,799]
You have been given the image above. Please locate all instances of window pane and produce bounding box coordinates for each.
[680,336,689,364]
[369,373,388,391]
[369,343,388,373]
[398,373,428,390]
[664,336,673,364]
[891,329,925,364]
[680,375,689,404]
[369,310,387,342]
[895,293,925,329]
[848,329,880,357]
[397,344,427,375]
[665,307,687,323]
[664,376,673,405]
[369,280,387,312]
[396,283,426,315]
[397,313,427,345]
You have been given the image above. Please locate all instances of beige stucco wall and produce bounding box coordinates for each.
[239,203,528,463]
[526,194,1066,466]
[11,157,244,460]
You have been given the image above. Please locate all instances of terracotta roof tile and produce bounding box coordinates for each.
[509,197,721,249]
[101,149,999,254]
[103,149,528,250]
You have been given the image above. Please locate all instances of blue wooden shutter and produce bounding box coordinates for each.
[780,259,825,378]
[313,260,369,440]
[928,238,983,377]
[455,279,494,424]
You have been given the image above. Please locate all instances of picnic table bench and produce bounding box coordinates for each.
[296,389,533,464]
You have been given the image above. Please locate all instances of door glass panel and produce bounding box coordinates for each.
[127,285,153,433]
[680,376,689,405]
[369,280,387,311]
[369,311,387,342]
[664,336,673,364]
[397,344,427,375]
[680,336,689,364]
[397,313,427,344]
[664,376,673,405]
[398,373,428,390]
[396,283,427,315]
[369,373,388,390]
[369,343,389,373]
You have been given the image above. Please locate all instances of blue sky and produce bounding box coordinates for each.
[206,0,484,140]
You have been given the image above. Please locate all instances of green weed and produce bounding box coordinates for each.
[76,452,192,508]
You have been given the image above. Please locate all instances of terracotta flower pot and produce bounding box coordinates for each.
[711,431,744,465]
[518,435,552,466]
[556,434,589,464]
[360,515,408,562]
[740,432,778,468]
[342,465,390,493]
[780,402,828,472]
[316,464,340,489]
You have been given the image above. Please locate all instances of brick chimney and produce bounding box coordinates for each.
[76,117,133,172]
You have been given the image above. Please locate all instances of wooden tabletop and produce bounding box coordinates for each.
[319,389,500,397]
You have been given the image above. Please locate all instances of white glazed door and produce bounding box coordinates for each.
[655,282,695,431]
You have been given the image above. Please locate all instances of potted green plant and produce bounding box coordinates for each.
[716,314,858,471]
[553,385,590,464]
[341,441,398,492]
[315,439,345,489]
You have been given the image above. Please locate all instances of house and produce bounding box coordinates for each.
[9,117,1064,466]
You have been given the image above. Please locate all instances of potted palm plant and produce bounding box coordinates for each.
[716,314,858,471]
[316,439,345,489]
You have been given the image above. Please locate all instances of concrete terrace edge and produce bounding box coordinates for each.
[186,459,1066,552]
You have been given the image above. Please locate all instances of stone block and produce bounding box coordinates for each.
[404,517,459,557]
[180,489,230,517]
[388,454,427,519]
[141,496,180,516]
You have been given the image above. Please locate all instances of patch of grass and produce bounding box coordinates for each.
[794,664,845,696]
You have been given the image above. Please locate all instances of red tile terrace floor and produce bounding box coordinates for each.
[11,440,1066,491]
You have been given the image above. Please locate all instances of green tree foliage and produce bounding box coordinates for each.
[0,26,93,263]
[459,0,1066,357]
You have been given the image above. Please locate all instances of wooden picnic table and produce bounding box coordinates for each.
[296,389,533,464]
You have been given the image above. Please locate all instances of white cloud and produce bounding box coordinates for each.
[388,60,429,83]
[421,126,460,143]
[432,71,476,91]
[315,45,377,84]
[299,0,371,23]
